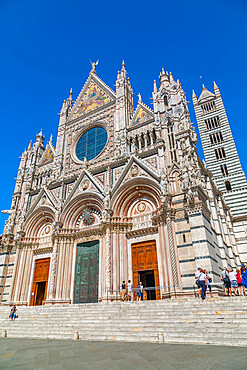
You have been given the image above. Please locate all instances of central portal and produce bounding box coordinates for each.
[74,240,99,304]
[132,240,160,300]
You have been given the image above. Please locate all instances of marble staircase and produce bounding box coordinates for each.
[0,297,247,346]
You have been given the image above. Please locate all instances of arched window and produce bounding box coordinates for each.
[225,181,232,191]
[164,95,168,107]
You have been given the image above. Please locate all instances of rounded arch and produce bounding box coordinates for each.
[61,192,104,229]
[111,177,161,217]
[24,206,55,238]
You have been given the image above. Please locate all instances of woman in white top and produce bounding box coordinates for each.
[229,269,238,295]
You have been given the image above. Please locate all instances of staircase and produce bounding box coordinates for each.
[0,297,247,346]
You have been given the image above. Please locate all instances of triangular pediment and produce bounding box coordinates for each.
[26,186,58,218]
[39,141,55,166]
[131,102,154,127]
[69,73,116,120]
[64,169,104,206]
[111,155,159,196]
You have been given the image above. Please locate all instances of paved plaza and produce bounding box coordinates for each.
[0,338,246,369]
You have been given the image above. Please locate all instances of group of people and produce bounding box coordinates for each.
[221,264,247,296]
[195,263,247,300]
[195,268,213,300]
[120,280,144,301]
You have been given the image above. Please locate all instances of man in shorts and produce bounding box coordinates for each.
[221,267,231,296]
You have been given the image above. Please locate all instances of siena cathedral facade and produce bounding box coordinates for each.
[0,62,243,305]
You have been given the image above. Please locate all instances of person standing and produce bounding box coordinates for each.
[241,264,247,296]
[229,269,238,296]
[221,267,231,296]
[136,283,141,301]
[127,280,133,301]
[139,282,144,301]
[236,269,243,296]
[205,270,213,298]
[195,268,202,298]
[121,281,127,301]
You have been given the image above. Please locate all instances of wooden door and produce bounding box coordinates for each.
[74,240,99,303]
[30,258,50,306]
[132,240,160,300]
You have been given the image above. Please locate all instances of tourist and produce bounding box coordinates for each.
[205,270,213,298]
[228,268,238,295]
[139,282,144,301]
[241,264,247,296]
[127,280,133,301]
[221,267,231,296]
[195,268,202,298]
[120,281,127,301]
[236,269,243,296]
[9,305,17,320]
[198,269,206,300]
[136,283,141,301]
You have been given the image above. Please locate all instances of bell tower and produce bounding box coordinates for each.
[193,82,247,262]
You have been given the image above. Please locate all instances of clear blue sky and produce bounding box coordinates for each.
[0,0,247,232]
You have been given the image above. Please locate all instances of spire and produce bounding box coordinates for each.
[121,60,126,78]
[192,90,197,99]
[213,81,219,90]
[69,88,72,100]
[153,80,157,92]
[198,84,215,103]
[169,72,174,83]
[49,134,53,144]
[28,140,32,151]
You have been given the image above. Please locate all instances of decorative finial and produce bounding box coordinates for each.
[153,80,157,91]
[162,68,165,74]
[28,140,32,150]
[200,76,204,87]
[122,60,125,69]
[169,72,174,82]
[69,88,72,98]
[90,59,99,73]
[138,93,142,103]
[49,134,53,143]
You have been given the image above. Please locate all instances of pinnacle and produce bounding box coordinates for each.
[192,90,197,98]
[213,81,219,90]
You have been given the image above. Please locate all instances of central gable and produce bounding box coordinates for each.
[70,73,116,120]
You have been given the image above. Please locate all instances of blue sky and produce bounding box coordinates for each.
[0,0,247,232]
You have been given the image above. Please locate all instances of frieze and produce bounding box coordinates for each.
[126,226,158,239]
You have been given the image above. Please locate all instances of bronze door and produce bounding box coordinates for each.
[74,240,99,303]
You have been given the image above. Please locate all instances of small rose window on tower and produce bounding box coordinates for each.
[225,181,232,191]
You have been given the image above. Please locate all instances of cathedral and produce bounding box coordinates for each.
[0,62,242,305]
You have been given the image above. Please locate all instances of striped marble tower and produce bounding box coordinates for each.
[193,82,247,262]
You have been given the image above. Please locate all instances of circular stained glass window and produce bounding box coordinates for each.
[75,126,107,162]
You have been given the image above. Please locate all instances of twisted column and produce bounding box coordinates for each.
[105,226,111,292]
[167,216,179,286]
[48,238,58,299]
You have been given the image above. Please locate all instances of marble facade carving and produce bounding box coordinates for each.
[0,62,241,305]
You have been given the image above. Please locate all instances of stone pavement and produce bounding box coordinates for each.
[0,338,246,370]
